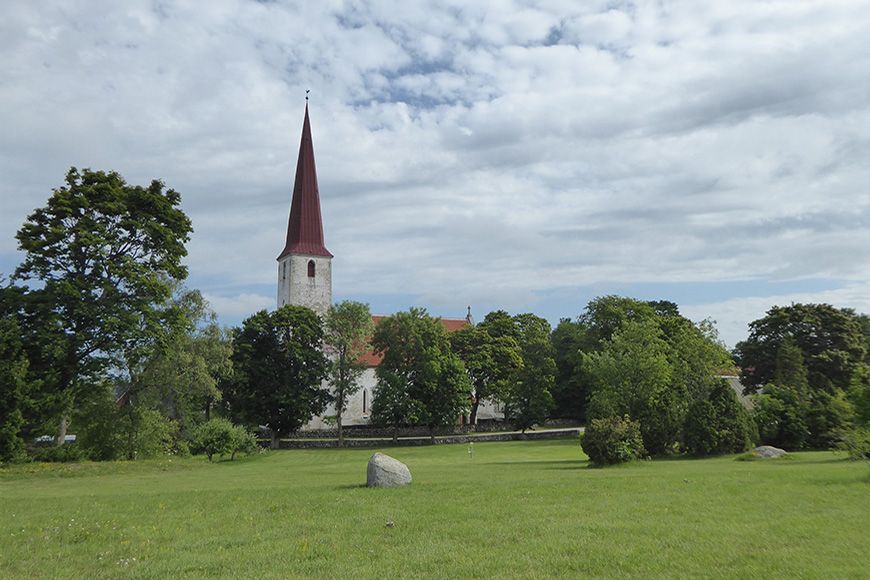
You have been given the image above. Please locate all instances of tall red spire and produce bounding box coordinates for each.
[278,104,332,259]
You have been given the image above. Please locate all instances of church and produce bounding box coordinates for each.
[277,104,503,430]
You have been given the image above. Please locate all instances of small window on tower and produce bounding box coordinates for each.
[307,260,316,278]
[363,389,367,413]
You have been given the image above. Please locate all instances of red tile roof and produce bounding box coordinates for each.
[359,315,469,367]
[278,104,332,259]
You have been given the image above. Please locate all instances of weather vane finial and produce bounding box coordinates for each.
[305,89,310,102]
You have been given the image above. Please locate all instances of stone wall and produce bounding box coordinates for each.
[289,420,517,439]
[275,428,581,449]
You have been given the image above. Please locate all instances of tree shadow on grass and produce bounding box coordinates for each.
[488,459,583,466]
[486,459,592,471]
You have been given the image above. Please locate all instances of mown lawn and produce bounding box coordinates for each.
[1,440,867,578]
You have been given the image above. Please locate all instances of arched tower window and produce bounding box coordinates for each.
[307,260,315,278]
[363,389,368,413]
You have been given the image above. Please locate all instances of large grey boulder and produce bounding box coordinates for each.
[367,453,412,487]
[752,445,788,459]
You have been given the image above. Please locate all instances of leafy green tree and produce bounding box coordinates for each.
[371,308,470,441]
[71,381,124,460]
[324,301,374,446]
[578,296,659,346]
[369,371,423,442]
[751,336,855,449]
[450,312,523,425]
[504,314,555,432]
[751,384,810,450]
[584,319,684,455]
[665,317,735,403]
[550,318,588,420]
[750,338,811,450]
[847,364,870,427]
[228,424,258,460]
[736,304,866,394]
[0,288,30,463]
[192,418,235,462]
[553,297,731,423]
[684,380,755,456]
[806,389,854,448]
[225,306,330,448]
[134,289,232,431]
[13,168,192,444]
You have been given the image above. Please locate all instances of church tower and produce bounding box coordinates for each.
[277,104,332,315]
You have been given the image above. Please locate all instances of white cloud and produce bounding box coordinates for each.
[202,292,273,319]
[682,282,870,349]
[1,0,869,340]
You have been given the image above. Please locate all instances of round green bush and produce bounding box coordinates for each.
[581,415,646,465]
[684,381,755,456]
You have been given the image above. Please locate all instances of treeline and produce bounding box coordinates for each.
[2,168,868,465]
[551,298,869,463]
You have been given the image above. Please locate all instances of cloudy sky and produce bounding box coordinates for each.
[2,0,869,347]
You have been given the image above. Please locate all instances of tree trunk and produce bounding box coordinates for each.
[270,431,280,449]
[126,407,137,460]
[337,414,344,448]
[430,426,436,444]
[469,396,481,426]
[392,427,398,443]
[55,416,68,446]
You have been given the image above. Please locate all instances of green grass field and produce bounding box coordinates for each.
[1,440,867,578]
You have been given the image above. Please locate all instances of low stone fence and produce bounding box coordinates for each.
[286,420,517,439]
[275,428,581,449]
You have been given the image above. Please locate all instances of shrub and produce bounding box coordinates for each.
[751,384,809,450]
[0,411,26,464]
[229,425,258,460]
[75,385,181,461]
[74,384,124,461]
[847,364,870,426]
[684,381,755,456]
[806,389,855,449]
[836,428,869,461]
[192,418,258,461]
[581,415,646,465]
[192,418,234,461]
[131,408,177,459]
[31,443,85,463]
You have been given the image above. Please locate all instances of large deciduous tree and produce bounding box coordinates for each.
[584,319,684,454]
[0,285,30,463]
[13,168,192,444]
[550,318,589,421]
[552,296,732,424]
[225,306,329,448]
[324,300,374,446]
[371,308,470,441]
[129,288,232,431]
[736,303,866,394]
[450,311,523,425]
[501,314,556,433]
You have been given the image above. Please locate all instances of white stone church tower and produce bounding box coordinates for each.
[277,104,332,315]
